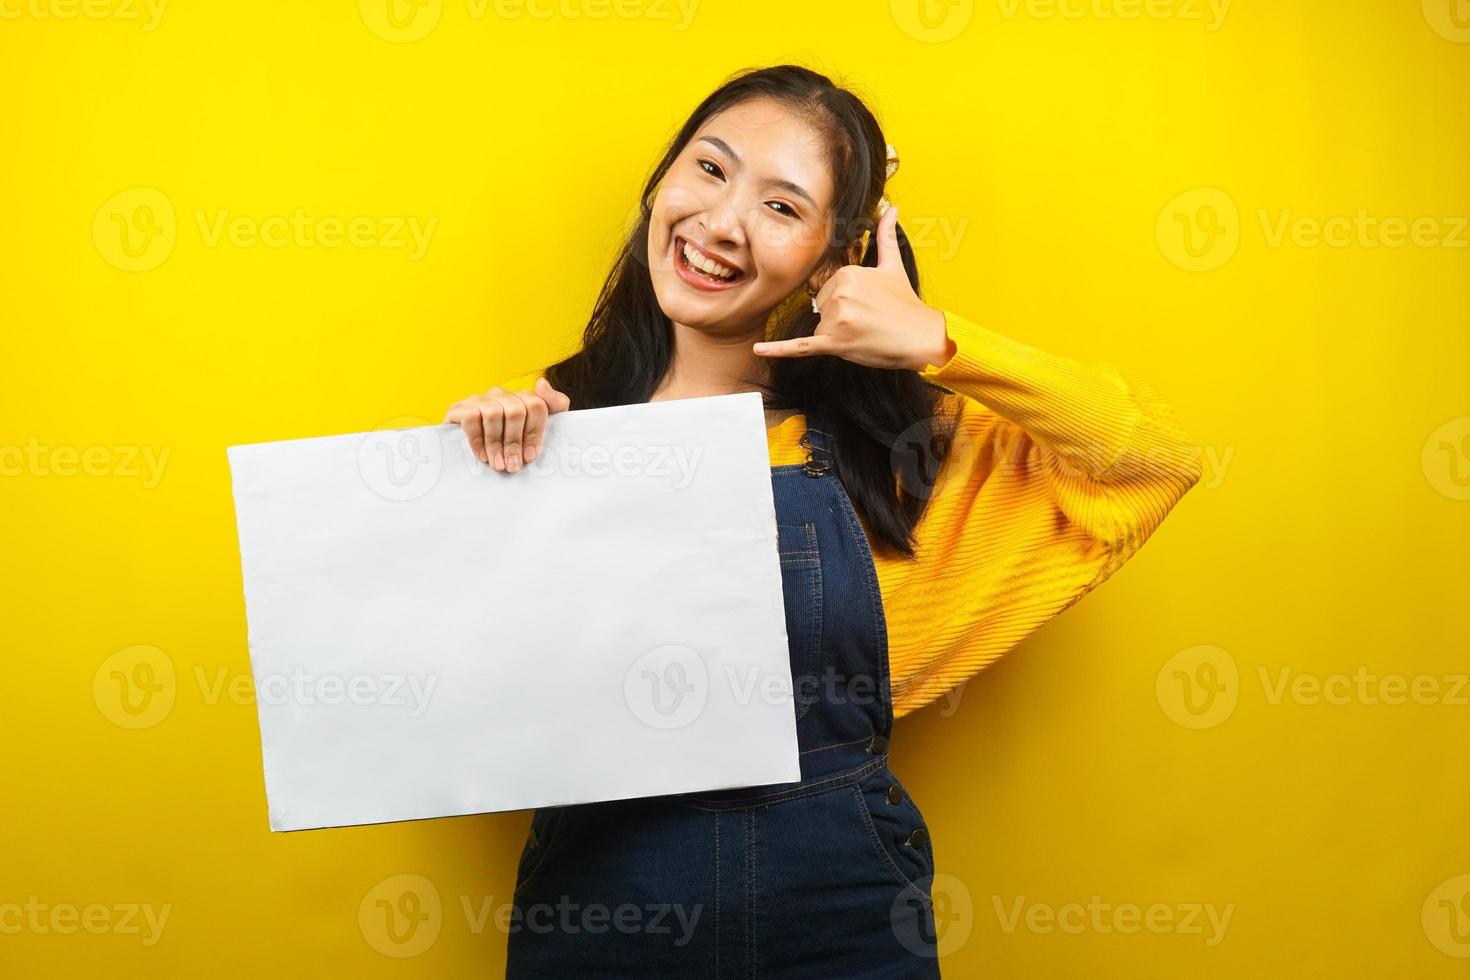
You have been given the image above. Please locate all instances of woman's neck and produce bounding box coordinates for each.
[650,319,800,429]
[649,319,768,402]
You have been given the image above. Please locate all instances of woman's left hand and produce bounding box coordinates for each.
[752,205,954,372]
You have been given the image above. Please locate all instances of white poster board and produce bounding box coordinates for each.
[226,391,800,832]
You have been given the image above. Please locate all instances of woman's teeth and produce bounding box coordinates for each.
[681,240,738,281]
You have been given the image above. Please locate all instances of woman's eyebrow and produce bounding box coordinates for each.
[696,135,818,210]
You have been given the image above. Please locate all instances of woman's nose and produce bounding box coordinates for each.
[701,197,746,246]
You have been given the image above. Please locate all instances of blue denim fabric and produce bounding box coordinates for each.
[506,420,943,978]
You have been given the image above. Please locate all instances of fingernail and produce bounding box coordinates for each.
[524,445,537,463]
[494,451,504,471]
[507,454,520,473]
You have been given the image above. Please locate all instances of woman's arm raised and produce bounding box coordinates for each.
[882,309,1204,717]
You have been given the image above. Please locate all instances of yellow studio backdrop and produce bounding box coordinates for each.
[2,0,1467,976]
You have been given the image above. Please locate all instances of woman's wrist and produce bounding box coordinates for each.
[911,305,955,372]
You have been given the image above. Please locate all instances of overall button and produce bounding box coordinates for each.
[886,784,904,805]
[905,828,927,848]
[867,733,889,755]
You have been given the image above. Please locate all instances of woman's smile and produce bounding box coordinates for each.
[672,235,748,291]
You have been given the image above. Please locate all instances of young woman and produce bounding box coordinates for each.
[445,64,1202,978]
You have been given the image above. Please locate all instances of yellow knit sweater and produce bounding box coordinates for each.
[492,309,1203,719]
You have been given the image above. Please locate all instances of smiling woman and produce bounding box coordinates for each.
[441,63,1202,978]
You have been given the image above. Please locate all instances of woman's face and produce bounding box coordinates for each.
[647,97,838,336]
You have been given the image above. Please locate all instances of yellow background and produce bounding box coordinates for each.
[3,0,1468,975]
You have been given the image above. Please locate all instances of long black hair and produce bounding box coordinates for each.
[544,64,956,559]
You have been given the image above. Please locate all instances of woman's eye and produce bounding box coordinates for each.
[697,159,723,178]
[765,201,798,219]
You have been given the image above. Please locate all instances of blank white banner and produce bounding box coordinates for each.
[226,391,800,832]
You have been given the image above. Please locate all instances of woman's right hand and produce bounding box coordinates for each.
[443,377,572,473]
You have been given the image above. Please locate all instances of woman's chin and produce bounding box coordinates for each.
[655,287,736,328]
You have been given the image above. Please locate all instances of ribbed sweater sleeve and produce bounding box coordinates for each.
[882,309,1203,716]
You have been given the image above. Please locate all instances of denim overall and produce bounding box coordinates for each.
[506,418,942,978]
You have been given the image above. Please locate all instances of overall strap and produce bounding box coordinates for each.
[798,409,835,478]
